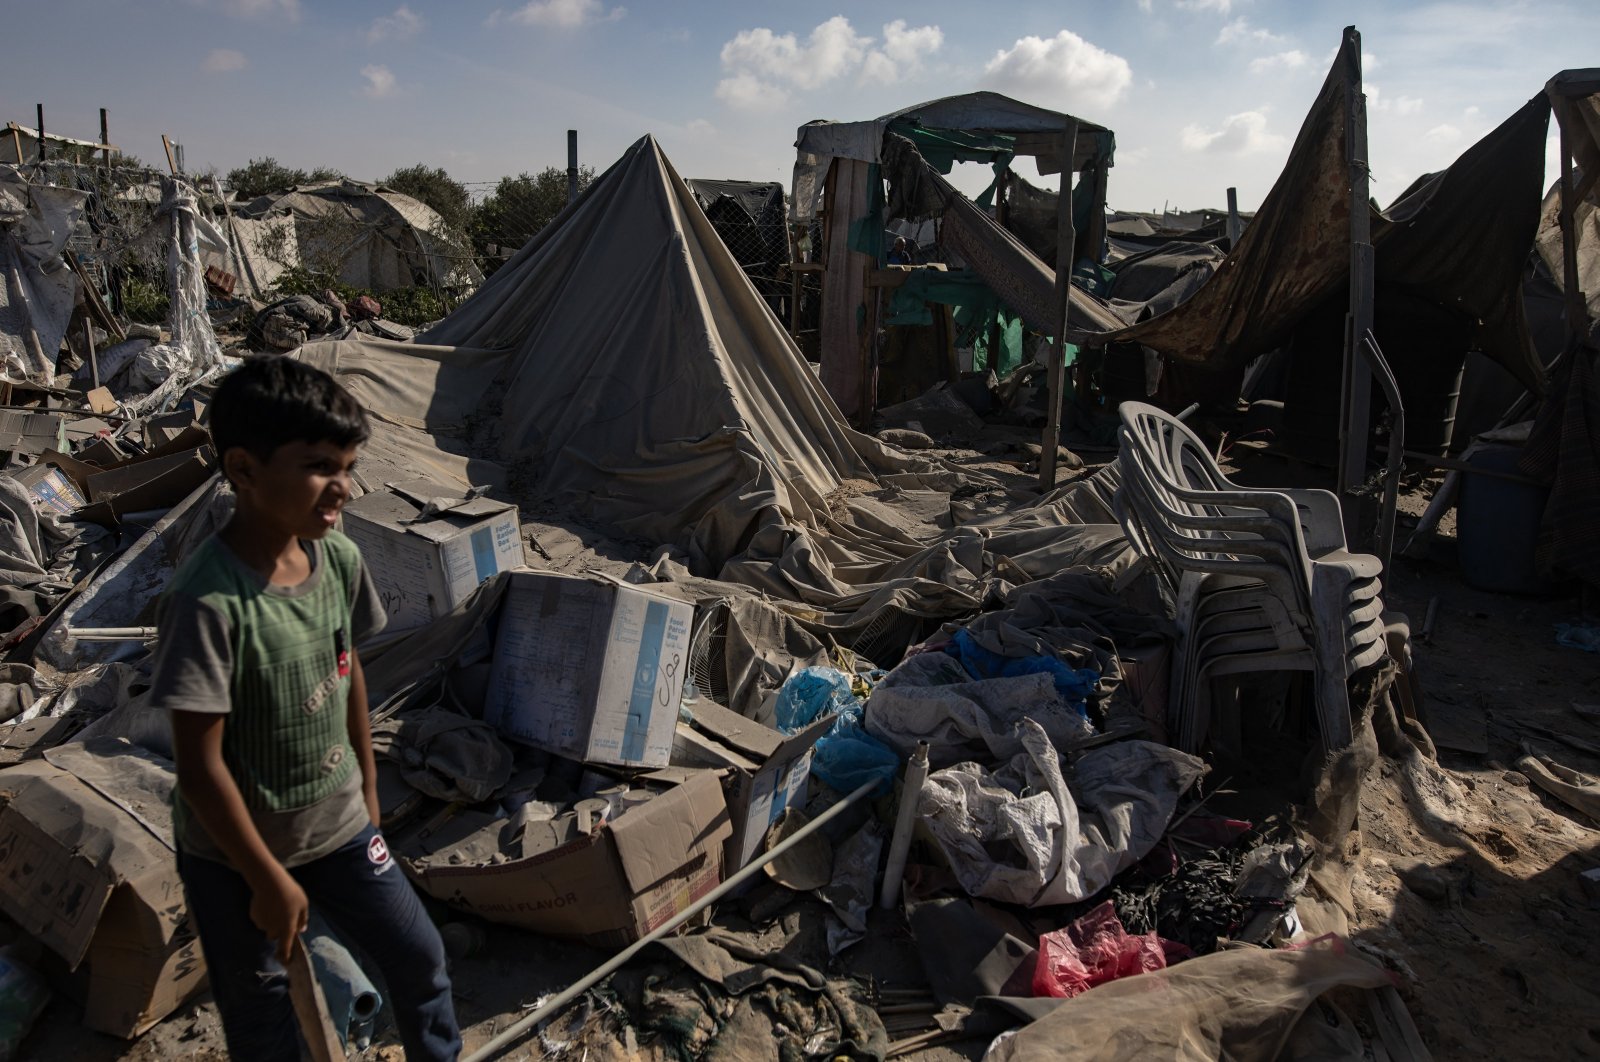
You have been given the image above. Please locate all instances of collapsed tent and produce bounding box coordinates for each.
[294,136,1131,652]
[230,179,481,295]
[1084,45,1550,396]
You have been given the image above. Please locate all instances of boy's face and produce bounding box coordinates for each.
[225,439,360,540]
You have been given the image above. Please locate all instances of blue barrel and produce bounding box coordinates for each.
[1456,443,1551,594]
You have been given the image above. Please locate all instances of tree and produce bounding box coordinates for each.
[382,164,472,235]
[306,165,346,184]
[471,165,595,272]
[226,156,307,199]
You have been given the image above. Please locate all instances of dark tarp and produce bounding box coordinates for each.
[1090,39,1550,394]
[1520,342,1600,588]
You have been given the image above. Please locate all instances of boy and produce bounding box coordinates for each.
[149,355,460,1061]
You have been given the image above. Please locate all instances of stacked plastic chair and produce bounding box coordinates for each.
[1113,402,1389,755]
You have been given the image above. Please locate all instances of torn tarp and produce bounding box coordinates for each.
[0,166,88,382]
[918,719,1203,907]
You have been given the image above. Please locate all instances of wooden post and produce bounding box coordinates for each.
[35,105,44,162]
[1040,118,1081,492]
[567,129,579,205]
[161,134,177,176]
[1083,161,1109,263]
[9,127,21,165]
[85,320,99,391]
[1225,187,1242,247]
[1335,26,1375,547]
[99,108,110,177]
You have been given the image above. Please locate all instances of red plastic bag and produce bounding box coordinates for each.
[1032,901,1188,998]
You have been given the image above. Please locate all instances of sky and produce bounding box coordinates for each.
[5,0,1591,213]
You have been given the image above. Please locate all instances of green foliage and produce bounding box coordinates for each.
[122,274,169,324]
[382,164,472,235]
[266,269,445,328]
[306,166,345,184]
[226,157,315,199]
[471,165,594,273]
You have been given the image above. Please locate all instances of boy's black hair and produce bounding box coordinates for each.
[209,355,370,471]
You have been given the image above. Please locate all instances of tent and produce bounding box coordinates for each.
[685,178,788,318]
[298,135,1127,653]
[230,179,481,295]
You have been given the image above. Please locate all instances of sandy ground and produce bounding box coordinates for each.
[16,444,1600,1061]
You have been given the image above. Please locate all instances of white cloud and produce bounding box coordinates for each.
[981,30,1133,112]
[1181,109,1287,154]
[202,48,248,73]
[1424,123,1463,144]
[715,17,940,104]
[861,20,943,84]
[500,0,624,29]
[1137,0,1153,11]
[1367,84,1424,116]
[1463,105,1480,119]
[684,118,716,137]
[367,5,422,43]
[721,17,870,92]
[1216,18,1286,47]
[1394,96,1423,116]
[1248,49,1307,74]
[715,71,790,111]
[1176,0,1234,13]
[361,64,397,99]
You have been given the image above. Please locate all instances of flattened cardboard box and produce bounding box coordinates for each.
[0,739,204,1037]
[671,699,832,871]
[485,570,694,768]
[404,769,731,948]
[341,479,526,632]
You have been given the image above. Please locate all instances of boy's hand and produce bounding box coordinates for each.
[250,867,310,964]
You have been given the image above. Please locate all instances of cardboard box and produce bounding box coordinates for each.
[341,480,526,632]
[672,699,832,871]
[484,570,694,768]
[12,459,87,516]
[0,739,205,1037]
[0,411,64,458]
[403,768,731,947]
[80,446,216,525]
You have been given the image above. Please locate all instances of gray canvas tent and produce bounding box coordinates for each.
[296,135,1127,651]
[230,180,481,295]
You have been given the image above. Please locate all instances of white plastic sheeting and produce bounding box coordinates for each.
[0,166,88,382]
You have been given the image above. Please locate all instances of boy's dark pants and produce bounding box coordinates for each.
[178,823,461,1062]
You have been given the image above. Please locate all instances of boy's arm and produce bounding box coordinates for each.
[171,710,308,962]
[346,649,381,828]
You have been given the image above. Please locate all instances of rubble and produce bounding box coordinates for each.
[0,36,1593,1062]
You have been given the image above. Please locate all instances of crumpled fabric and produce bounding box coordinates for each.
[819,820,885,956]
[643,927,889,1061]
[0,171,88,381]
[1032,900,1190,999]
[370,708,512,803]
[983,935,1397,1062]
[918,720,1205,907]
[944,627,1099,708]
[866,652,1091,768]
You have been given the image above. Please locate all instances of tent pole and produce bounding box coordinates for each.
[1335,25,1375,548]
[1040,118,1080,492]
[1554,95,1588,345]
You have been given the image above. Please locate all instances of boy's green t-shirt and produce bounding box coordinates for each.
[150,530,387,867]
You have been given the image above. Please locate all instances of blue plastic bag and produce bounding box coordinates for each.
[775,666,858,734]
[812,715,901,797]
[945,628,1099,716]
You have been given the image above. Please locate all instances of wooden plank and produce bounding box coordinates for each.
[819,158,873,422]
[286,939,345,1062]
[1336,26,1375,548]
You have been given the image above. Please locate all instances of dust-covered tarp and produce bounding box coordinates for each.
[297,135,1133,649]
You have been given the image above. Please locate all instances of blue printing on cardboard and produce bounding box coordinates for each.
[622,600,669,761]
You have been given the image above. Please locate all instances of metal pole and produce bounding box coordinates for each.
[567,129,578,205]
[1225,187,1242,247]
[462,777,879,1062]
[1335,26,1375,549]
[35,104,44,163]
[100,108,110,178]
[1040,118,1080,492]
